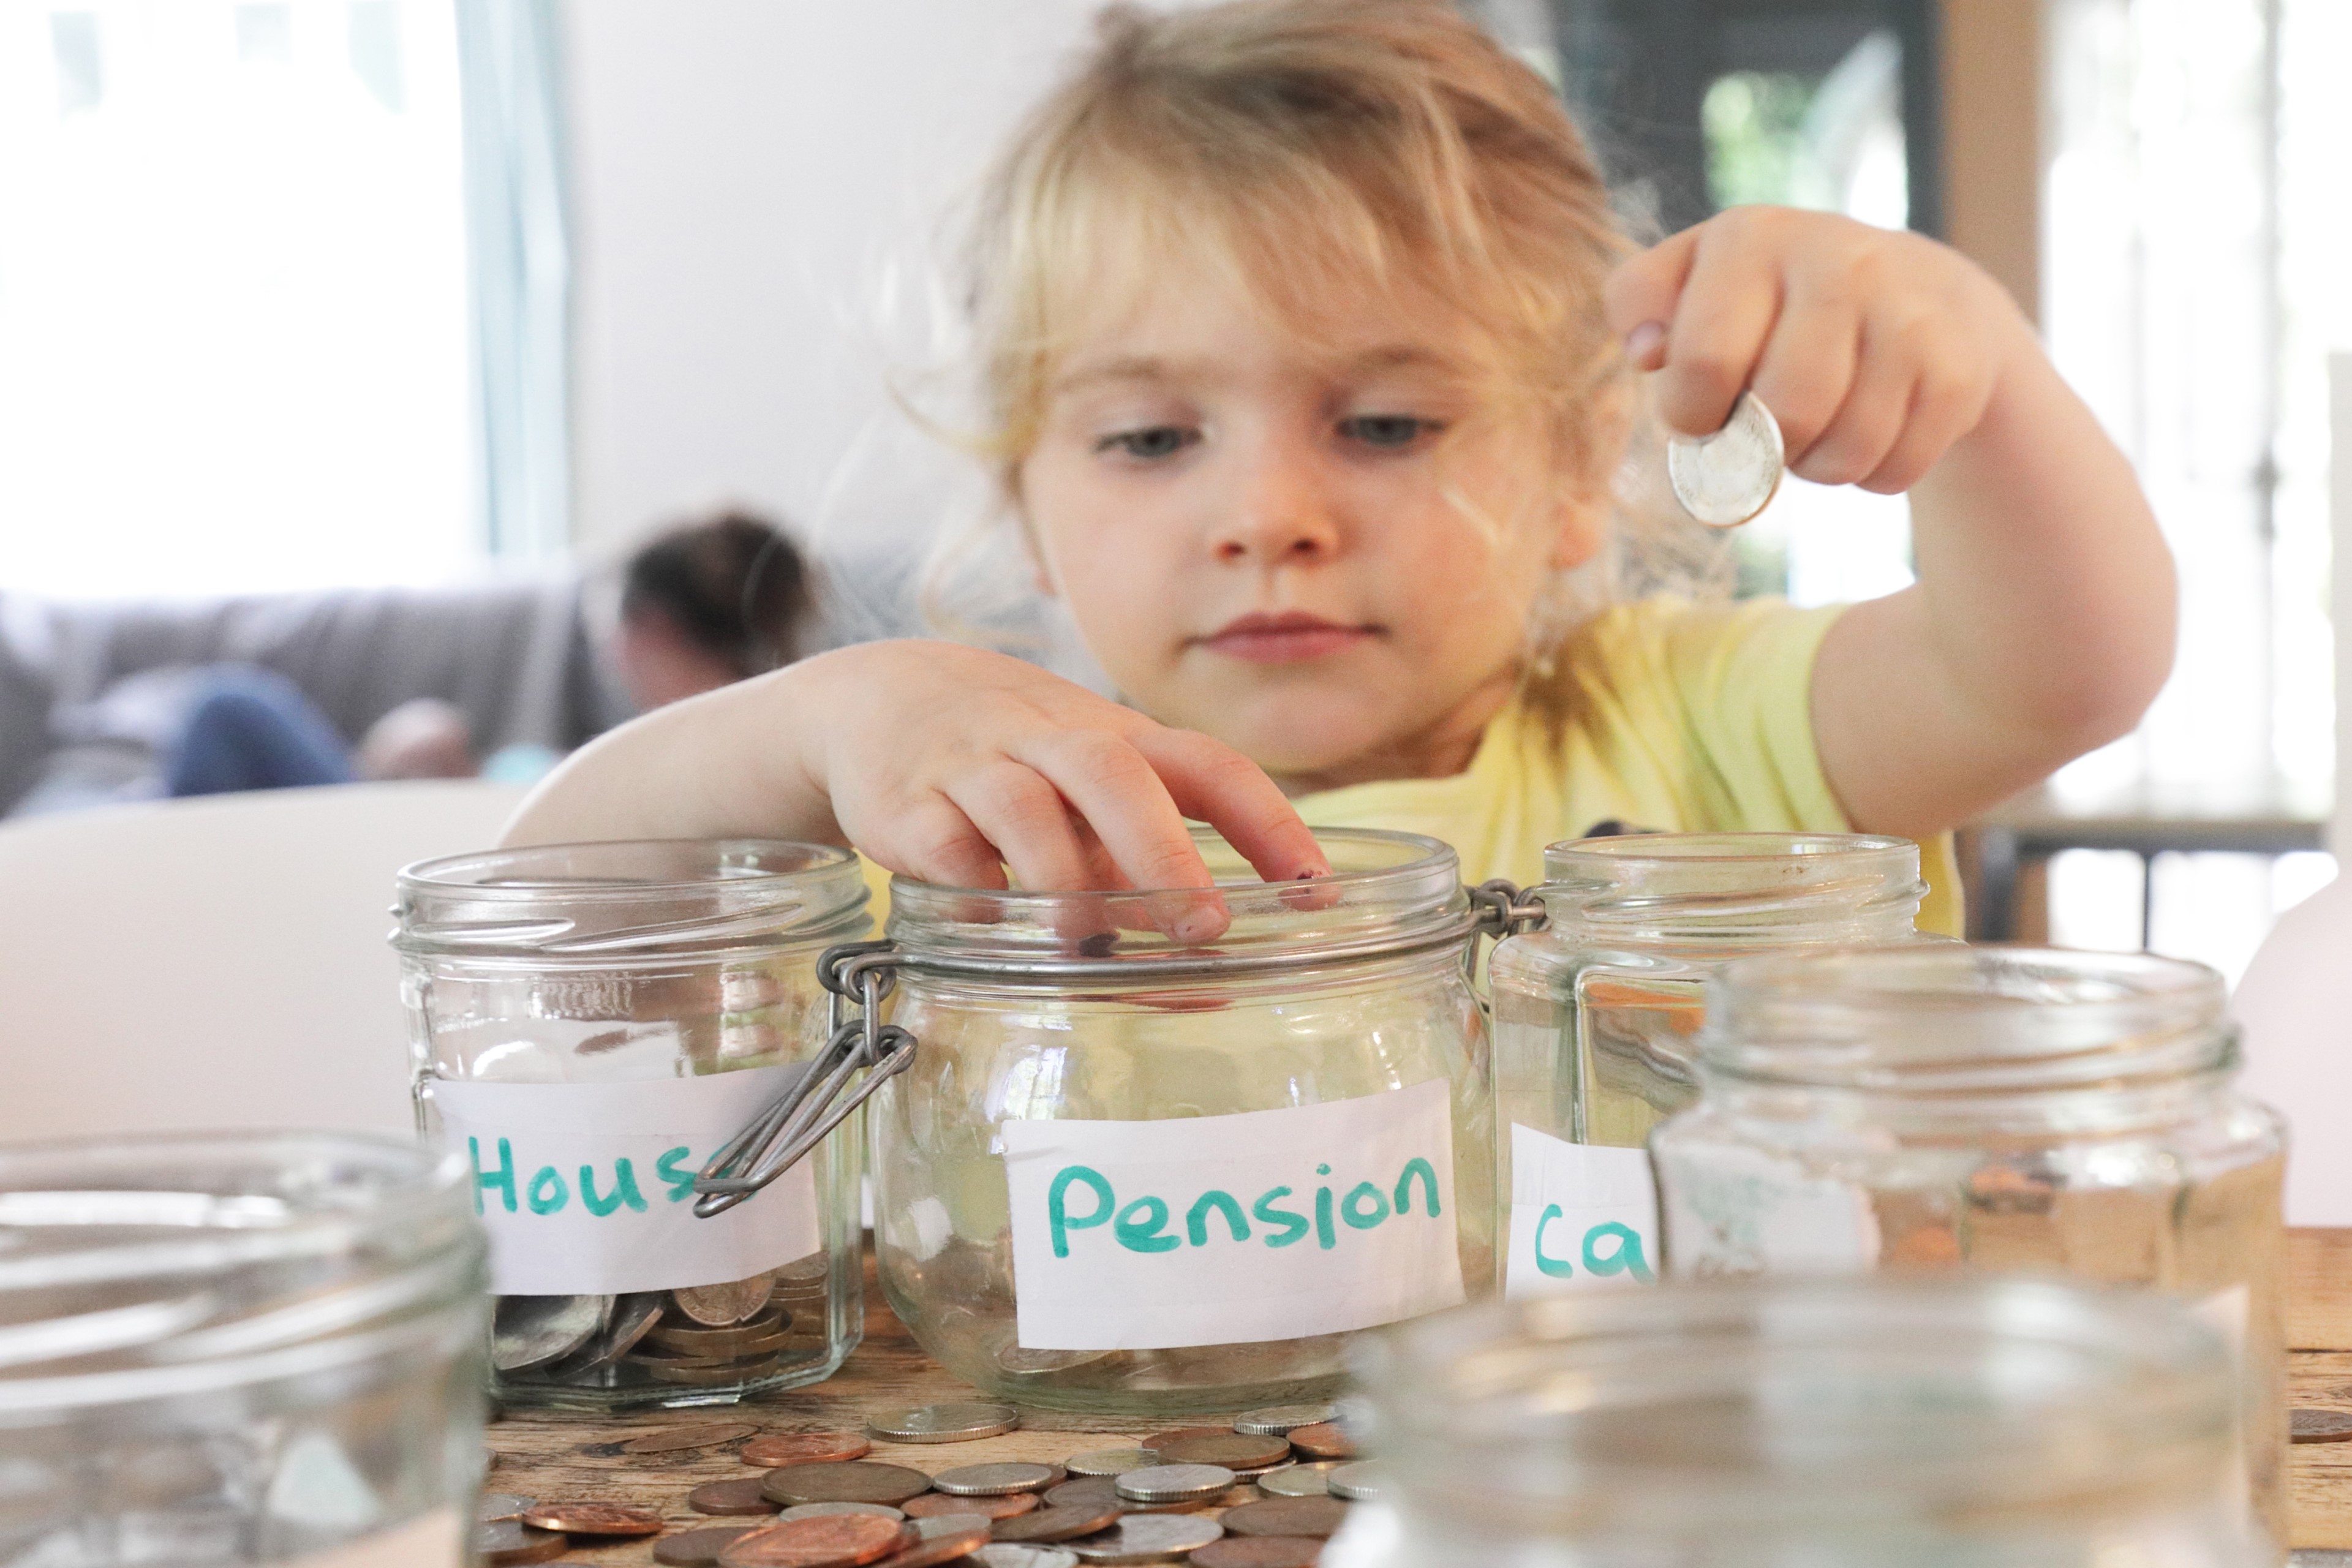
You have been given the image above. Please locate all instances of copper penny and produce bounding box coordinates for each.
[654,1526,762,1566]
[905,1491,1038,1520]
[744,1432,873,1468]
[1221,1496,1348,1539]
[693,1476,786,1516]
[1148,1433,1291,1471]
[2293,1408,2352,1443]
[762,1461,936,1508]
[873,1515,997,1566]
[991,1504,1124,1544]
[1139,1427,1230,1453]
[521,1502,665,1537]
[1281,1424,1355,1461]
[477,1520,572,1565]
[624,1422,763,1454]
[718,1514,915,1567]
[1190,1538,1325,1567]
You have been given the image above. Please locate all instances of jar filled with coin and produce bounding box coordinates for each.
[1649,946,2288,1551]
[712,828,1497,1415]
[394,840,870,1409]
[1330,1274,2266,1567]
[1487,832,1926,1299]
[0,1131,488,1566]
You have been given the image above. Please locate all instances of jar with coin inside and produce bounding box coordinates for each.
[1649,946,2288,1554]
[1327,1273,2266,1567]
[717,828,1496,1416]
[1487,832,1926,1298]
[394,840,869,1410]
[0,1131,488,1567]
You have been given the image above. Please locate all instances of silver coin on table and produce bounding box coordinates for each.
[1665,390,1784,527]
[933,1462,1061,1496]
[1325,1460,1385,1502]
[670,1271,776,1327]
[477,1493,537,1523]
[1254,1462,1346,1498]
[1113,1464,1234,1504]
[775,1501,908,1522]
[865,1400,1020,1442]
[491,1294,609,1372]
[1231,1403,1335,1437]
[969,1547,1080,1568]
[1065,1513,1224,1562]
[1061,1449,1155,1478]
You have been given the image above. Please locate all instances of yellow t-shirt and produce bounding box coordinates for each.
[1290,597,1963,938]
[858,595,1959,937]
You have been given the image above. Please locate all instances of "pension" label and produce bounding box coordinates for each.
[1000,1080,1466,1351]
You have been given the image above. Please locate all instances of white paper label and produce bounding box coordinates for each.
[1000,1080,1465,1351]
[291,1507,461,1567]
[1504,1124,1658,1298]
[428,1066,818,1296]
[1654,1141,1880,1276]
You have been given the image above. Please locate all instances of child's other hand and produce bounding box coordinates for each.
[800,641,1327,908]
[1604,207,2027,494]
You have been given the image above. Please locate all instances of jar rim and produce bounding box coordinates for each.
[393,839,869,956]
[1534,832,1927,946]
[1354,1274,2234,1529]
[1699,945,2231,1092]
[884,825,1469,970]
[1543,831,1918,872]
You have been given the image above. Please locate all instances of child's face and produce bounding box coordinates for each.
[1018,259,1607,783]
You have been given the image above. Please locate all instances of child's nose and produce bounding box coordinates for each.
[1210,445,1341,565]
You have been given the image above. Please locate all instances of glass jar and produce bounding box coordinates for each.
[0,1131,487,1567]
[393,840,869,1411]
[732,827,1496,1415]
[1329,1273,2263,1568]
[1650,946,2288,1554]
[1488,833,1926,1298]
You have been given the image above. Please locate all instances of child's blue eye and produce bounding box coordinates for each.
[1096,426,1199,460]
[1339,414,1442,450]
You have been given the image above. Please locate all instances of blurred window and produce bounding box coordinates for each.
[0,0,477,597]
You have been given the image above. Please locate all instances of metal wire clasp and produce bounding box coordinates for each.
[1469,878,1547,941]
[692,939,914,1218]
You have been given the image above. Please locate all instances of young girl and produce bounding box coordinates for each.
[508,0,2173,940]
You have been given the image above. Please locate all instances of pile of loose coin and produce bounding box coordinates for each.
[478,1398,1376,1566]
[492,1257,831,1387]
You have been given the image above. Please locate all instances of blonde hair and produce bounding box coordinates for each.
[947,0,1727,712]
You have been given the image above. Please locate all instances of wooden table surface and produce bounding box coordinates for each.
[486,1228,2352,1561]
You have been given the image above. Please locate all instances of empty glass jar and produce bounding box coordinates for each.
[1488,833,1926,1298]
[394,840,869,1411]
[1328,1273,2263,1567]
[0,1131,487,1567]
[820,828,1495,1415]
[1651,946,2288,1553]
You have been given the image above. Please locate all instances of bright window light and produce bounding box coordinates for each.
[0,0,478,600]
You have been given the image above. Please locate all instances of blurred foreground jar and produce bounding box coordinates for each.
[1329,1274,2264,1568]
[394,840,869,1411]
[1488,833,1926,1298]
[0,1133,486,1567]
[721,829,1496,1415]
[1651,946,2288,1553]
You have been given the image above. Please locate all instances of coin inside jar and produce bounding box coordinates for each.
[762,1460,936,1507]
[933,1461,1061,1496]
[492,1294,609,1372]
[673,1271,778,1327]
[1113,1464,1234,1504]
[650,1311,794,1357]
[1147,1433,1290,1471]
[866,1401,1021,1442]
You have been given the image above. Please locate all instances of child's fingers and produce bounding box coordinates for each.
[1128,727,1332,884]
[1789,322,1917,486]
[1011,729,1235,944]
[1860,350,1995,494]
[1651,225,1784,438]
[1749,287,1861,461]
[941,760,1098,895]
[868,793,1011,892]
[1602,224,1700,344]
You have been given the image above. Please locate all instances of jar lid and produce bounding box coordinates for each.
[1537,832,1926,944]
[1699,945,2232,1092]
[393,839,869,957]
[0,1132,482,1413]
[884,826,1467,975]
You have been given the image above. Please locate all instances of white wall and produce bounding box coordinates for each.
[559,1,1108,584]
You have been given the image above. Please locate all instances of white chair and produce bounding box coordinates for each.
[0,780,525,1142]
[2234,873,2352,1226]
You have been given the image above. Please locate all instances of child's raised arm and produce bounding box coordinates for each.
[1606,207,2176,839]
[504,639,1329,908]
